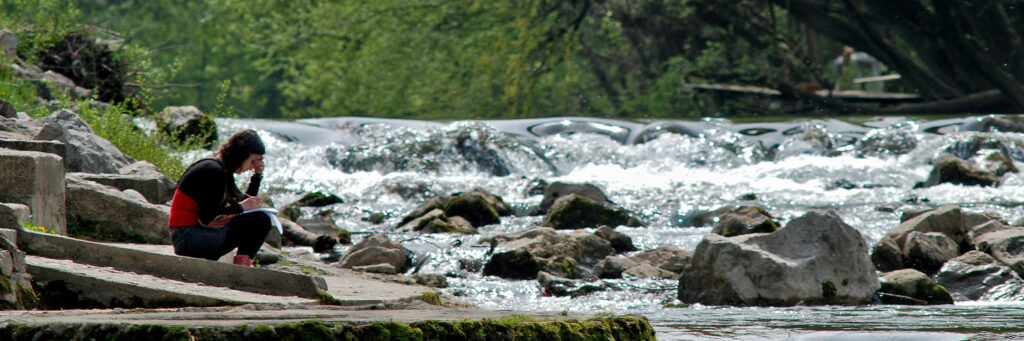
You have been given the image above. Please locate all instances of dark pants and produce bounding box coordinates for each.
[170,212,273,261]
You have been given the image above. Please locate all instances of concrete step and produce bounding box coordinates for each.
[13,228,328,298]
[111,243,435,305]
[27,255,318,307]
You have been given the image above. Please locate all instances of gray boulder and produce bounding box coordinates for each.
[538,182,609,213]
[914,154,999,188]
[968,220,1015,245]
[974,227,1024,278]
[412,274,449,288]
[872,205,967,273]
[594,225,636,253]
[398,189,511,229]
[481,227,614,279]
[157,106,217,148]
[935,251,1024,302]
[397,208,476,234]
[630,246,692,274]
[963,210,1006,234]
[878,269,954,305]
[0,148,66,233]
[542,194,640,230]
[65,176,170,244]
[279,218,337,253]
[537,271,604,297]
[338,234,412,274]
[902,231,960,275]
[33,109,135,174]
[679,209,879,306]
[593,255,675,279]
[711,206,778,237]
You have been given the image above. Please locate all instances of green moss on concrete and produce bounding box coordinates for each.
[418,292,443,306]
[275,321,337,341]
[315,292,343,306]
[346,322,422,341]
[122,324,192,341]
[0,315,656,341]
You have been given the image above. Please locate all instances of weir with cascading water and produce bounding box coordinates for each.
[210,115,1024,340]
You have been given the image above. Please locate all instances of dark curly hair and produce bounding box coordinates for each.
[219,129,265,173]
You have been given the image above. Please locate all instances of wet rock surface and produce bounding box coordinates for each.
[679,209,879,306]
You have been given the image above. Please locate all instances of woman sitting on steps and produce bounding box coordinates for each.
[167,129,272,267]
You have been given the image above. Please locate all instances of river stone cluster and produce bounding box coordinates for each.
[870,205,1024,303]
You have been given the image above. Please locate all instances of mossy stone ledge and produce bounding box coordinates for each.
[0,315,656,341]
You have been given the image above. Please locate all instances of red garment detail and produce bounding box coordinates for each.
[168,188,200,227]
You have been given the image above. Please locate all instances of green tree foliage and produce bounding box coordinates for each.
[35,0,853,118]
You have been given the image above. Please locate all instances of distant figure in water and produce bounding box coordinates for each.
[168,129,271,266]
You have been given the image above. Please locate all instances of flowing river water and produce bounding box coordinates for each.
[207,115,1024,340]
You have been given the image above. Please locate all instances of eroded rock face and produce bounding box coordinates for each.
[878,269,954,305]
[338,234,412,274]
[678,209,879,306]
[872,205,967,274]
[935,251,1024,302]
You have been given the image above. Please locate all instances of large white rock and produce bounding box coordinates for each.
[679,209,879,306]
[0,148,66,233]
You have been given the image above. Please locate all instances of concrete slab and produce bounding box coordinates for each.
[0,149,66,233]
[112,242,433,305]
[27,255,318,307]
[15,228,328,298]
[0,138,66,163]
